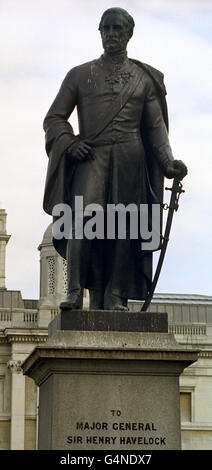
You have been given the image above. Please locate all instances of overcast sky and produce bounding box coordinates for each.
[1,0,212,299]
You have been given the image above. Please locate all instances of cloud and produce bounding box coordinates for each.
[1,0,212,297]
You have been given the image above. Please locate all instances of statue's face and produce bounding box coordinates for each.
[100,12,131,54]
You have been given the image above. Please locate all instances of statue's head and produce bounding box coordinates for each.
[99,7,135,54]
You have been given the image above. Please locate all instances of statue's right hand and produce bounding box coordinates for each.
[68,141,93,161]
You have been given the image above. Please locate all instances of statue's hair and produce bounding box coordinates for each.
[99,8,135,36]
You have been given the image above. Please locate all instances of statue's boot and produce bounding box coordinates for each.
[89,289,104,310]
[61,235,89,310]
[60,289,83,309]
[104,291,129,311]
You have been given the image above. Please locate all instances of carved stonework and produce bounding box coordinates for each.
[62,258,68,295]
[47,256,56,294]
[7,360,23,373]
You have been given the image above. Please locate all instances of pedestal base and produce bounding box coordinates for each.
[22,310,198,450]
[48,310,168,336]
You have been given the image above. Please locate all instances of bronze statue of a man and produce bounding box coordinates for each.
[43,7,187,310]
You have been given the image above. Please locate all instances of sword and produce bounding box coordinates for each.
[141,177,185,312]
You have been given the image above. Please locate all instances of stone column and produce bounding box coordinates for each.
[0,209,11,290]
[7,360,25,450]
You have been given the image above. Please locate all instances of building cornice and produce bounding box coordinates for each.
[0,234,11,243]
[131,293,212,305]
[199,350,212,358]
[0,328,48,344]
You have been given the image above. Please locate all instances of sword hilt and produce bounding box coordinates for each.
[164,179,185,211]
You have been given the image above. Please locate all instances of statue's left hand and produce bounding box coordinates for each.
[68,141,93,161]
[165,160,188,180]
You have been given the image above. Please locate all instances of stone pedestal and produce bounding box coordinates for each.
[22,310,198,450]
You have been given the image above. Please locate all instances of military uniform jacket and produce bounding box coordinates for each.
[43,54,174,260]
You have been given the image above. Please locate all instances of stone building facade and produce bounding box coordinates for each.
[0,214,212,450]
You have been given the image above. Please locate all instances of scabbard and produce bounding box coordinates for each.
[141,178,184,312]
